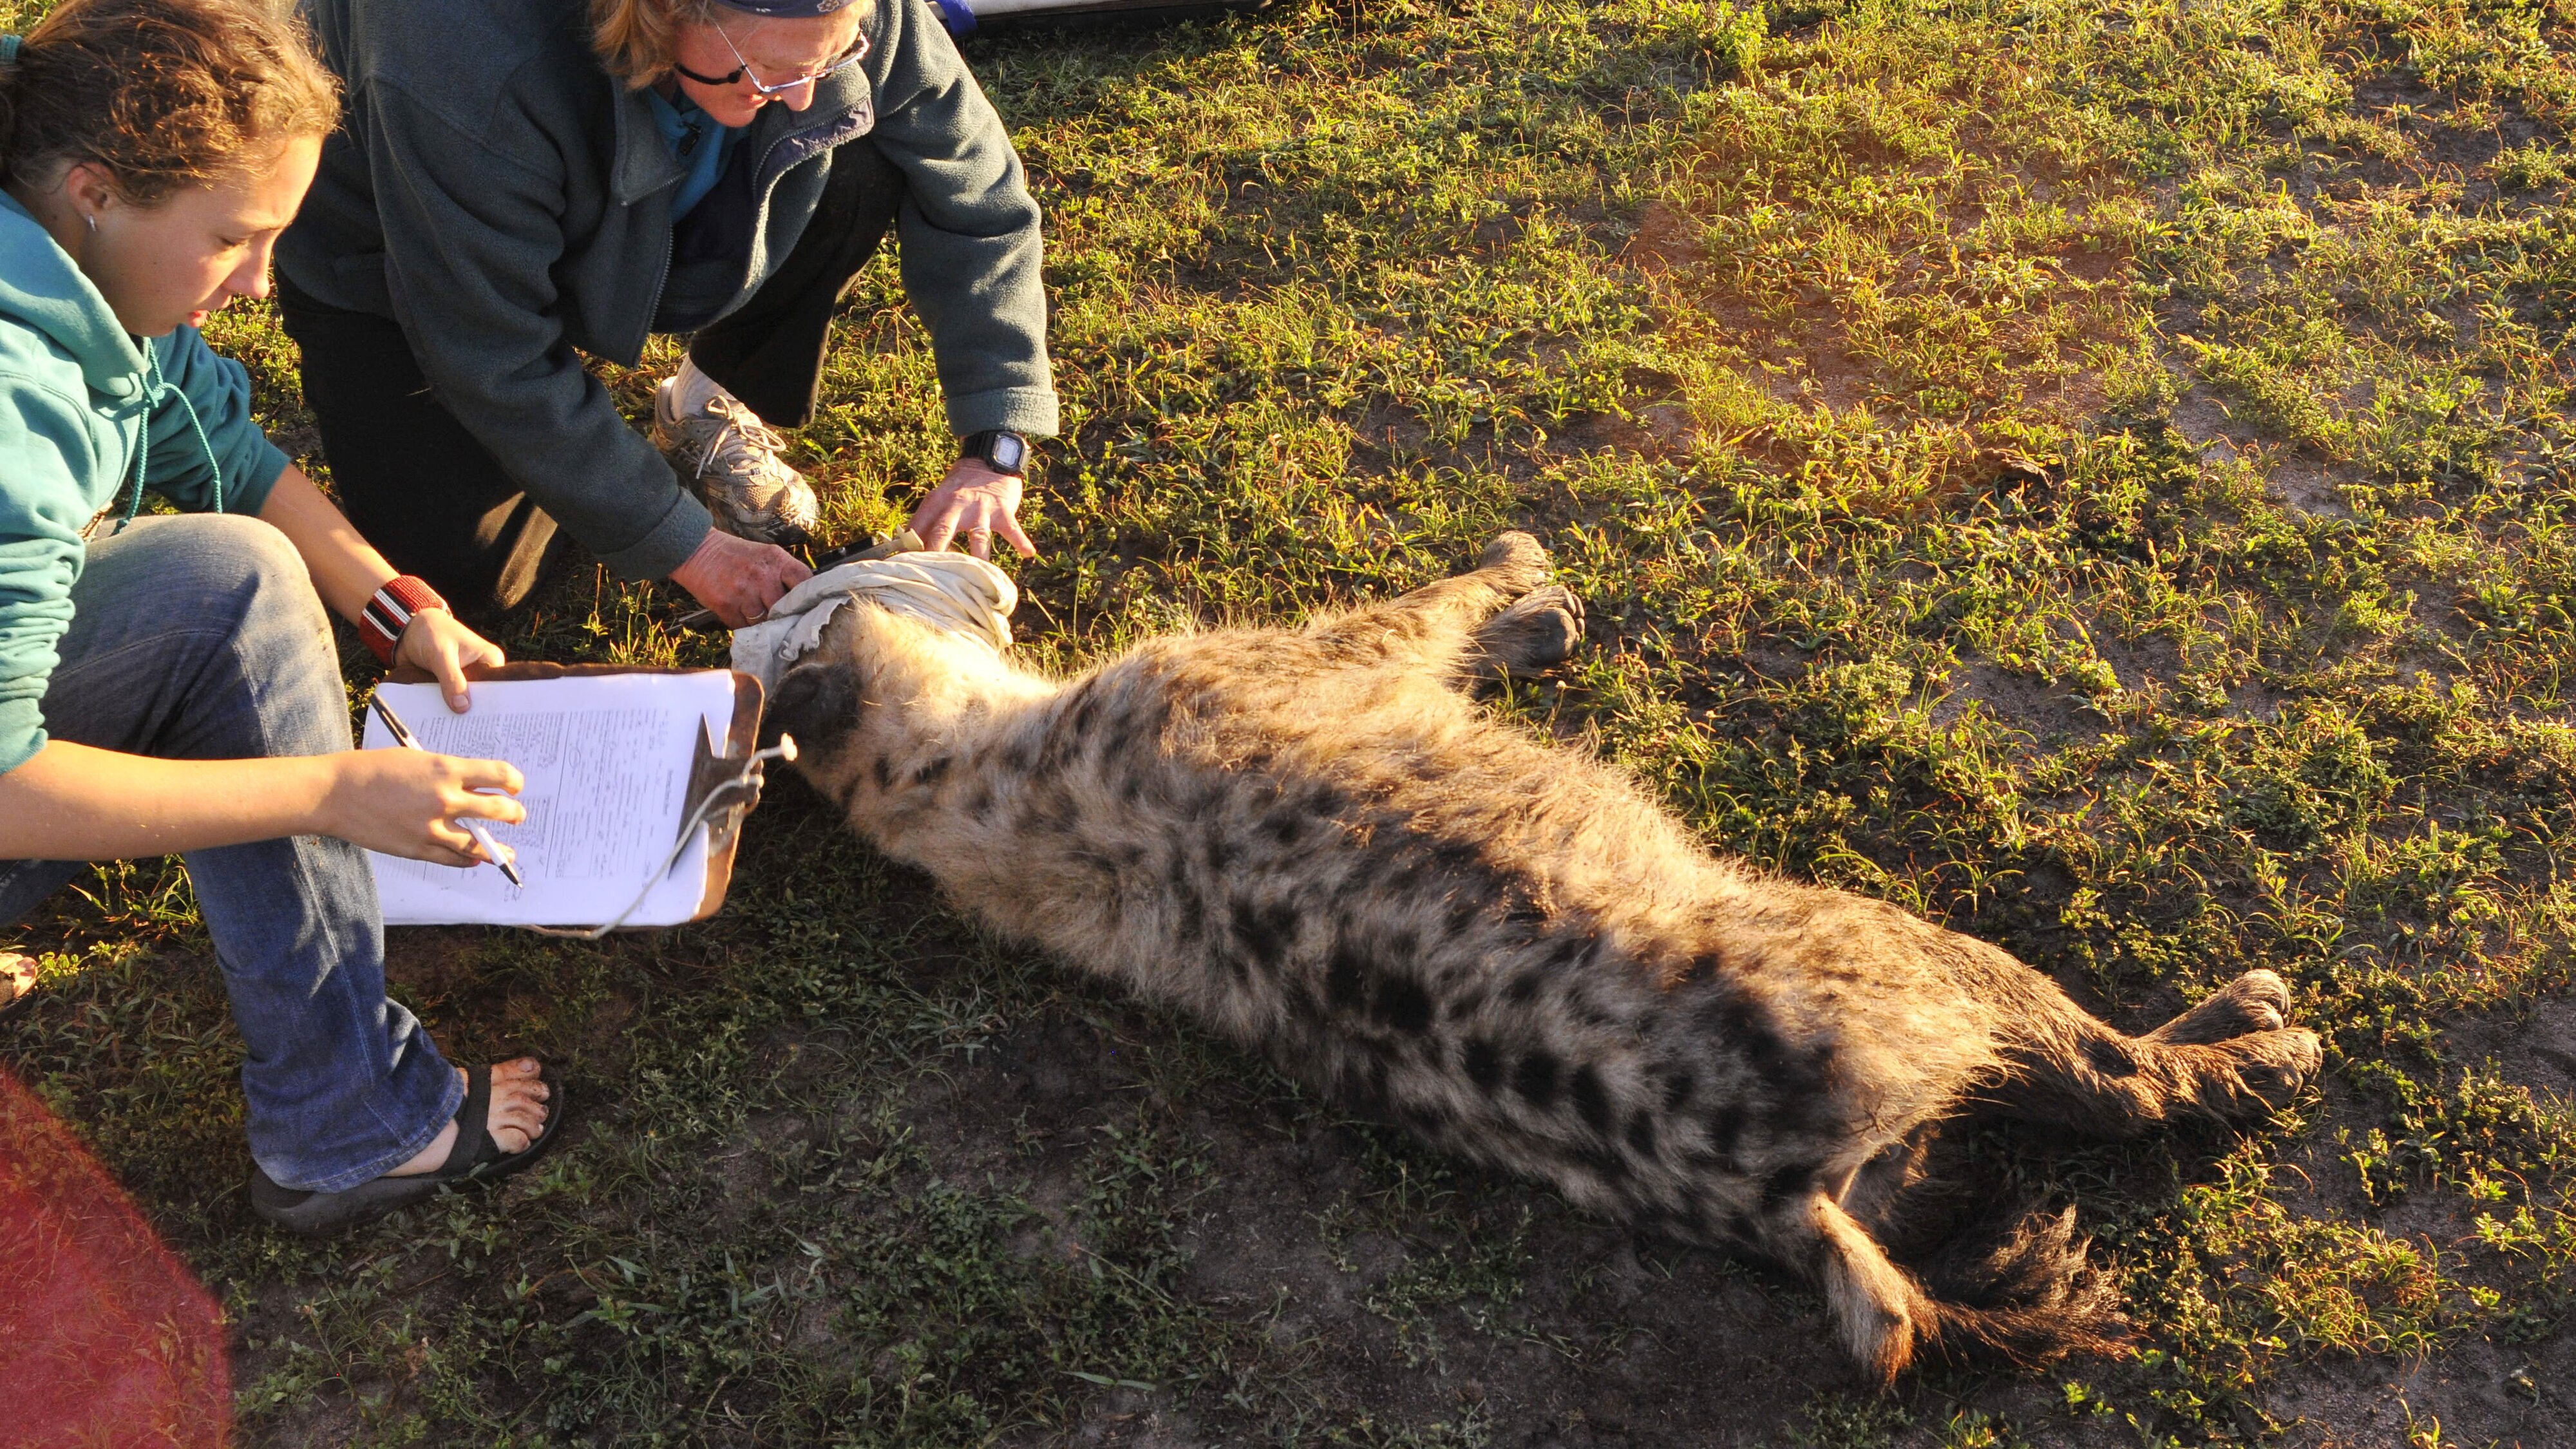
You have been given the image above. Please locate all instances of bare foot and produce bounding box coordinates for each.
[386,1058,550,1177]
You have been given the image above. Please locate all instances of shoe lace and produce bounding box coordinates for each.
[684,395,795,486]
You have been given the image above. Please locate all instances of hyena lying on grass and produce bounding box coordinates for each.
[763,532,2323,1383]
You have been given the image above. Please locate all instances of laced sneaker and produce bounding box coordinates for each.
[1,951,33,1017]
[651,375,820,547]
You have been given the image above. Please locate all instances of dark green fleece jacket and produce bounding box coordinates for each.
[279,0,1056,582]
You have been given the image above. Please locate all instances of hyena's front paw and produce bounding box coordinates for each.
[1477,530,1553,595]
[2148,969,2292,1046]
[1470,584,1586,677]
[2199,1028,2324,1119]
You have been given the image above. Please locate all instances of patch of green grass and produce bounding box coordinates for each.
[8,0,2576,1441]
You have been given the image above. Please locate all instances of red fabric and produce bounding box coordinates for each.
[0,1066,231,1448]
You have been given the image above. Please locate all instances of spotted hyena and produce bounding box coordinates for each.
[763,532,2322,1383]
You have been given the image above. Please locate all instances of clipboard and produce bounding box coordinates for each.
[383,661,768,927]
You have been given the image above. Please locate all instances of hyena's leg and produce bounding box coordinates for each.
[2142,968,2292,1045]
[1985,972,2323,1136]
[1799,1189,1941,1387]
[1459,584,1585,683]
[1302,531,1555,674]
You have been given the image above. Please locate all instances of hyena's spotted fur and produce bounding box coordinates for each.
[766,533,2323,1384]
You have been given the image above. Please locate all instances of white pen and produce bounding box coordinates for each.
[366,692,526,887]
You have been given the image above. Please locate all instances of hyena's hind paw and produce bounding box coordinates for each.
[2146,969,2291,1046]
[2188,1028,2324,1120]
[1476,530,1554,596]
[1464,584,1586,681]
[2136,969,2320,1122]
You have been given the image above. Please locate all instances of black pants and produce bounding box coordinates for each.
[279,141,905,618]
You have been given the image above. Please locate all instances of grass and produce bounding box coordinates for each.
[7,0,2576,1440]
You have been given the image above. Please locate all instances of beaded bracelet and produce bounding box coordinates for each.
[357,574,447,666]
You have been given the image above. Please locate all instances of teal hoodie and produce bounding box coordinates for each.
[0,191,292,777]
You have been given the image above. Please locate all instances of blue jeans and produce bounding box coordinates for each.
[0,515,462,1192]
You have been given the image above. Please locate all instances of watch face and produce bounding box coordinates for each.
[992,433,1027,471]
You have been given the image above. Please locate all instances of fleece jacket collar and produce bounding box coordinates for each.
[607,69,875,207]
[0,193,150,404]
[609,84,687,206]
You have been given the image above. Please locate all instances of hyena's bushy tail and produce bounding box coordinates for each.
[1910,1200,2130,1368]
[1814,1188,2125,1387]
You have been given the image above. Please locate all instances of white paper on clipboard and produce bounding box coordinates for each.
[361,672,738,928]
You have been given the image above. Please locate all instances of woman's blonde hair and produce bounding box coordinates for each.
[591,0,724,91]
[0,0,338,204]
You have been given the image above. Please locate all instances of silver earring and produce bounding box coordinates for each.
[82,213,95,233]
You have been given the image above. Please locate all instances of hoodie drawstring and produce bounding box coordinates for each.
[111,341,223,534]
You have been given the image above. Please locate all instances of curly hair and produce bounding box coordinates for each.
[0,0,339,205]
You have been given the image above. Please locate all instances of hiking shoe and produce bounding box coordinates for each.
[1,951,33,1017]
[651,375,820,548]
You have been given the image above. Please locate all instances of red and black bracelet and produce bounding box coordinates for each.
[357,574,447,666]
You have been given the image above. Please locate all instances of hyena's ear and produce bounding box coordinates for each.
[763,662,862,754]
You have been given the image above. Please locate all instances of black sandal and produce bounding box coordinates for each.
[249,1064,564,1237]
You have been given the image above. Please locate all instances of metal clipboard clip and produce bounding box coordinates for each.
[677,719,798,856]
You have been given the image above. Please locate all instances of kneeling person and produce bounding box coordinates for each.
[279,0,1059,628]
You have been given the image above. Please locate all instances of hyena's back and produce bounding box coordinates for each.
[773,534,2322,1384]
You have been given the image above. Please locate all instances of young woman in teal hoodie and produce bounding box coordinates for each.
[0,0,561,1234]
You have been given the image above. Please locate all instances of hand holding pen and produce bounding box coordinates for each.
[366,692,528,886]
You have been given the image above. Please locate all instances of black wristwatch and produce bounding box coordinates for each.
[960,429,1030,477]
